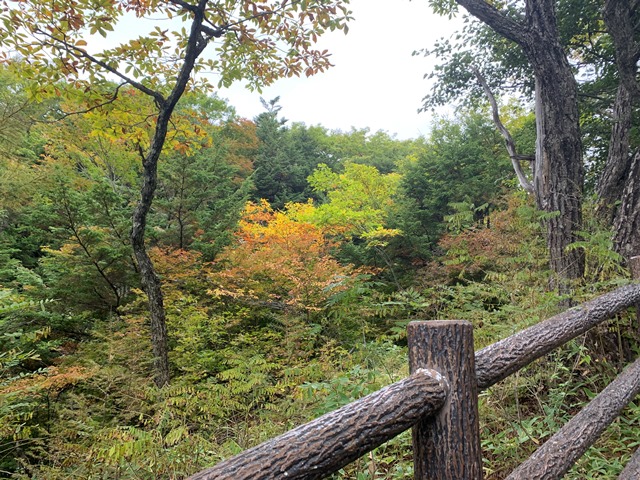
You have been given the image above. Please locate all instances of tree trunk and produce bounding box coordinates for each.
[455,0,585,290]
[131,151,171,387]
[597,83,634,220]
[130,4,211,388]
[527,42,584,290]
[613,150,640,260]
[601,0,640,264]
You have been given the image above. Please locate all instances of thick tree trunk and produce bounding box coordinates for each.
[525,0,584,288]
[601,0,640,264]
[529,59,584,289]
[456,0,585,290]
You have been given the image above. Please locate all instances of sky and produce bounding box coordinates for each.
[87,1,464,140]
[215,1,463,139]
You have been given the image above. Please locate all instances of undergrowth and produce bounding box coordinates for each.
[2,192,638,479]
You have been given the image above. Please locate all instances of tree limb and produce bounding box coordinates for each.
[455,0,526,45]
[39,83,126,123]
[472,66,534,194]
[36,29,167,107]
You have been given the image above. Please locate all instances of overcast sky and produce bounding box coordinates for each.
[216,1,463,139]
[93,1,463,140]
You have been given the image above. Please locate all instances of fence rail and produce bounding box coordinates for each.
[187,282,640,480]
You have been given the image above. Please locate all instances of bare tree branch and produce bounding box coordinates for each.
[472,66,534,194]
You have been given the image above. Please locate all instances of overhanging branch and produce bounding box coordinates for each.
[36,28,167,107]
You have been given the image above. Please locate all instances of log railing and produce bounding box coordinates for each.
[187,282,640,479]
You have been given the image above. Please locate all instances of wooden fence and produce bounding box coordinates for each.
[187,282,640,480]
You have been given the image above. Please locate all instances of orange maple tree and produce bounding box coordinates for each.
[210,200,359,317]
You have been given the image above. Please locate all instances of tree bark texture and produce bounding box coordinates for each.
[475,283,640,390]
[408,321,482,480]
[619,446,640,480]
[456,0,584,287]
[596,82,634,221]
[630,256,640,336]
[601,0,640,264]
[130,1,212,387]
[186,369,448,480]
[505,356,640,480]
[526,1,584,287]
[613,151,640,261]
[603,0,640,100]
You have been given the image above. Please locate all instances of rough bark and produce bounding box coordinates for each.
[186,369,448,480]
[619,446,640,480]
[408,321,482,480]
[526,1,584,288]
[505,356,640,480]
[131,0,213,387]
[630,257,640,335]
[613,151,640,261]
[455,0,585,289]
[600,0,640,263]
[475,283,640,390]
[603,0,640,100]
[596,82,634,220]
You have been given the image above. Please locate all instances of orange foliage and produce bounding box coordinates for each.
[148,247,208,302]
[150,247,204,279]
[0,366,92,396]
[420,194,542,283]
[210,201,358,314]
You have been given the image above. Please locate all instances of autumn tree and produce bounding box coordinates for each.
[211,200,358,318]
[0,0,352,386]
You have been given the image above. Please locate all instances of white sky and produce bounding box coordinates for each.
[216,0,462,139]
[87,0,462,140]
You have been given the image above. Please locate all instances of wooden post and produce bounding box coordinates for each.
[408,321,482,480]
